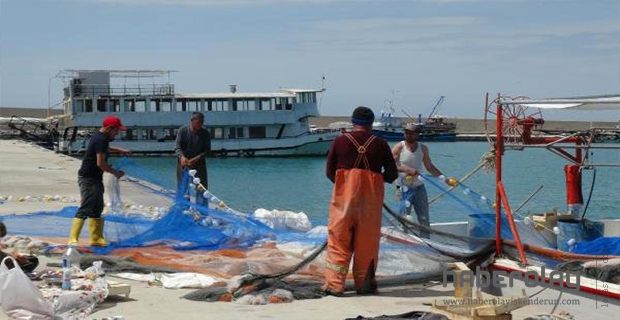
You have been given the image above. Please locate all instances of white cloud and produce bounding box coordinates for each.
[298,15,620,53]
[317,16,482,31]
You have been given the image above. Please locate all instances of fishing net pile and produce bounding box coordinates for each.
[0,157,615,305]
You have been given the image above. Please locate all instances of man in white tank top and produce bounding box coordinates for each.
[391,123,453,238]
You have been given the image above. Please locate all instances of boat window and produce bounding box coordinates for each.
[135,100,146,112]
[176,100,186,112]
[214,99,229,111]
[260,99,270,111]
[74,100,84,113]
[286,98,294,110]
[164,128,176,140]
[247,100,256,111]
[97,100,106,112]
[214,100,223,111]
[213,128,224,139]
[231,99,239,111]
[149,100,156,112]
[125,100,135,112]
[188,100,198,112]
[125,129,135,141]
[249,126,266,139]
[206,100,213,111]
[161,100,172,112]
[110,99,120,112]
[84,99,93,112]
[275,98,284,110]
[310,93,316,103]
[227,127,244,139]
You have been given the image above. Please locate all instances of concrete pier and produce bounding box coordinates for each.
[0,140,171,215]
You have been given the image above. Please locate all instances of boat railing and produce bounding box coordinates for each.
[66,84,175,98]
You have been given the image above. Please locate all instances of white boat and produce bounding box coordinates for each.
[55,70,337,156]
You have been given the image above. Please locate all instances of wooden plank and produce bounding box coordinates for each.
[107,280,131,298]
[448,262,473,299]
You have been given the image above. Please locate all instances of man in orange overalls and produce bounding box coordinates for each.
[323,106,398,295]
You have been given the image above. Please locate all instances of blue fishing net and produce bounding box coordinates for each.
[0,159,317,255]
[572,237,620,256]
[0,157,597,257]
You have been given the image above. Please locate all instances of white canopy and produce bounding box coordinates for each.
[499,95,620,111]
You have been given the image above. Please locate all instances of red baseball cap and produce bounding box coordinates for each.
[102,116,127,130]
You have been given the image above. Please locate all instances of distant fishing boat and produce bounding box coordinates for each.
[372,96,456,142]
[371,110,403,141]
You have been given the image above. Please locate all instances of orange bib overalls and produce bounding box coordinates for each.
[324,133,385,294]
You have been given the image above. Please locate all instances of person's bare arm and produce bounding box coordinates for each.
[421,144,443,177]
[96,153,124,178]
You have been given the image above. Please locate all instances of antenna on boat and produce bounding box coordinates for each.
[427,96,445,120]
[318,74,326,112]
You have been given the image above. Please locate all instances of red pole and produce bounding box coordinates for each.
[495,95,503,255]
[575,136,582,163]
[497,181,528,265]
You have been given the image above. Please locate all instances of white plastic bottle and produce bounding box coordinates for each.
[61,245,81,290]
[66,245,81,269]
[61,252,71,290]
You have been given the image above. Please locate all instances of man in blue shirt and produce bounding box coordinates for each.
[68,115,130,246]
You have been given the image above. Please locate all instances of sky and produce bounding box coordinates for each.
[0,0,619,120]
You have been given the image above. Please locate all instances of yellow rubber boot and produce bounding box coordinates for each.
[68,218,85,245]
[88,218,108,247]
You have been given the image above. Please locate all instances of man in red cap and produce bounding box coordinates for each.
[68,115,131,246]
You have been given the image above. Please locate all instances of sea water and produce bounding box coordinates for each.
[113,142,620,226]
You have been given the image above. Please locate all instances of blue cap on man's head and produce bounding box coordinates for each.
[351,106,375,126]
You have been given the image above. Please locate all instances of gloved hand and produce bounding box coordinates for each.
[404,175,416,186]
[438,175,458,187]
[446,177,459,187]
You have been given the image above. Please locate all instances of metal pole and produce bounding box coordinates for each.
[495,94,503,255]
[498,181,528,265]
[514,185,544,214]
[506,144,618,150]
[47,77,52,118]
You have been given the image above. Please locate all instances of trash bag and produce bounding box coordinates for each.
[107,176,123,214]
[0,256,54,319]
